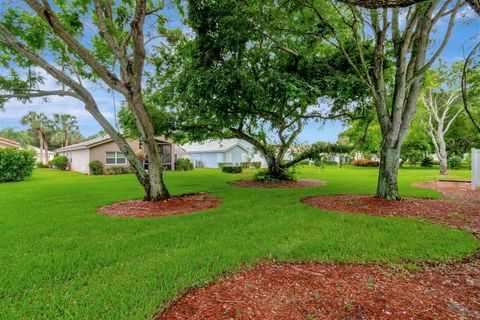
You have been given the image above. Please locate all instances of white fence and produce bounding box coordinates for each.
[473,148,480,191]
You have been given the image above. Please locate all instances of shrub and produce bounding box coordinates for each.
[105,166,132,175]
[252,161,262,169]
[175,158,193,171]
[218,162,233,168]
[351,159,379,167]
[36,162,49,168]
[222,166,242,173]
[465,154,472,170]
[0,148,36,182]
[89,160,104,175]
[51,155,69,170]
[448,155,462,169]
[421,156,433,168]
[253,170,278,182]
[253,166,297,182]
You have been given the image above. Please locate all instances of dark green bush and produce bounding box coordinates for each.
[36,162,49,168]
[253,170,278,182]
[448,156,462,169]
[222,166,242,173]
[89,160,104,175]
[421,157,433,168]
[0,148,35,182]
[175,158,193,171]
[51,155,69,170]
[253,166,297,182]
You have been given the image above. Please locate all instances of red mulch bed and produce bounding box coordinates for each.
[156,182,480,320]
[97,193,221,218]
[230,179,325,188]
[157,259,480,320]
[301,194,480,234]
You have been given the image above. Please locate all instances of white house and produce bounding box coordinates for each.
[180,139,266,168]
[27,145,55,163]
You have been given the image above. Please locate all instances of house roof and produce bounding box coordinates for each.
[0,137,21,148]
[27,145,56,154]
[55,136,112,152]
[180,139,250,153]
[55,135,173,153]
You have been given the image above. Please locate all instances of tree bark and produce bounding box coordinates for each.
[36,129,44,164]
[376,145,401,200]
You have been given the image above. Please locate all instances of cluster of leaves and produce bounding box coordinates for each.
[0,148,36,182]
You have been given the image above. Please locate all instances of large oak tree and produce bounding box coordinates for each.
[0,0,179,201]
[294,0,464,199]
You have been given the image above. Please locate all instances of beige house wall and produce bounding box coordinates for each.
[89,139,140,169]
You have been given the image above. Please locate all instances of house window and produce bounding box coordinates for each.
[106,152,126,165]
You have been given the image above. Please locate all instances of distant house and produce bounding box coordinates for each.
[180,139,266,168]
[56,136,186,174]
[27,145,55,163]
[0,137,21,149]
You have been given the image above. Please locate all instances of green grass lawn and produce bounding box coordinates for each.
[0,166,477,319]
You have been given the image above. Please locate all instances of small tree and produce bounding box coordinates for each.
[52,114,79,148]
[421,64,463,175]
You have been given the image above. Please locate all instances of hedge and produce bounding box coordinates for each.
[0,148,36,182]
[222,166,242,173]
[351,159,379,167]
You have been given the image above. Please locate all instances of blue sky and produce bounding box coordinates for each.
[0,4,478,143]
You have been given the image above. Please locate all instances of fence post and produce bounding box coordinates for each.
[473,148,479,191]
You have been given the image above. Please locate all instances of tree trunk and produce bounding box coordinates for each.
[36,129,44,164]
[127,92,170,201]
[438,140,448,176]
[42,132,49,165]
[64,129,68,147]
[376,146,401,200]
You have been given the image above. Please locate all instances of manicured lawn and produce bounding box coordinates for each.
[0,166,477,319]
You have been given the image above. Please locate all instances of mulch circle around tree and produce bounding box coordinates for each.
[230,178,326,188]
[301,181,480,234]
[97,193,221,218]
[156,181,480,320]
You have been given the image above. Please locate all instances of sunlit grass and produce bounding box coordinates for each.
[0,166,477,319]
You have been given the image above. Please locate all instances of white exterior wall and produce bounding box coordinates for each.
[60,149,90,174]
[472,148,480,191]
[189,152,224,168]
[225,146,248,166]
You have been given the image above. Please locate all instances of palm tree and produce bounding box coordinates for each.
[20,112,51,164]
[52,114,79,147]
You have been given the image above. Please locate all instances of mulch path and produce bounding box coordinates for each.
[97,193,221,218]
[156,182,480,320]
[230,179,325,189]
